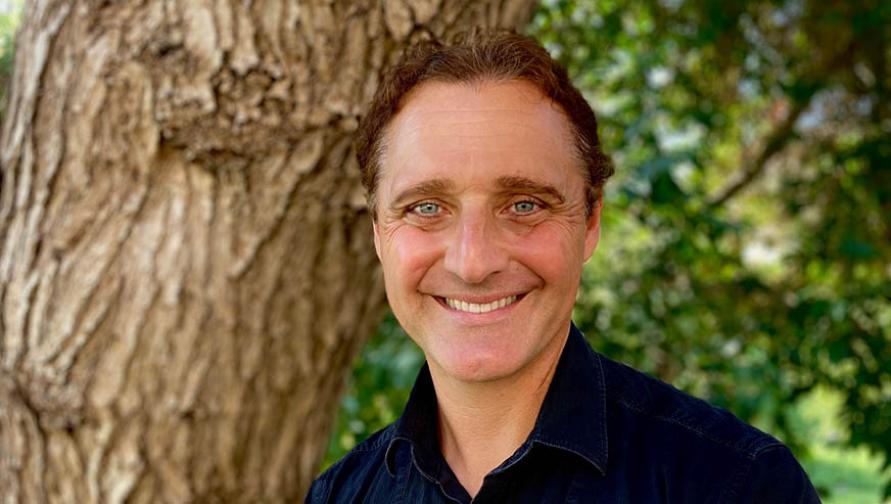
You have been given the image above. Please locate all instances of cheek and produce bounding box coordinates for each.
[381,227,444,284]
[507,222,586,284]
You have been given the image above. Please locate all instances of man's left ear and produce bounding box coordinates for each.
[583,198,603,261]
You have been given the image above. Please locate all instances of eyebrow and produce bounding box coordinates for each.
[495,176,566,204]
[388,175,567,209]
[390,178,456,209]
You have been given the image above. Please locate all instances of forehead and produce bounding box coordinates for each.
[379,80,582,193]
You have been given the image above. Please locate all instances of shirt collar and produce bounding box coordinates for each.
[385,323,608,477]
[526,322,608,474]
[385,362,443,478]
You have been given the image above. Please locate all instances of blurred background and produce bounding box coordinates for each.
[2,1,886,502]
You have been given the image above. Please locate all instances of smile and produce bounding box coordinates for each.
[440,295,521,314]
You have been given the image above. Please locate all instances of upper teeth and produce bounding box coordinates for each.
[445,295,518,314]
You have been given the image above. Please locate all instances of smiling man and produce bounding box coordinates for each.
[306,31,819,503]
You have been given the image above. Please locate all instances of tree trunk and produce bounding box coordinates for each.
[0,1,537,502]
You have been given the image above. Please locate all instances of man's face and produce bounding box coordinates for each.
[373,80,601,384]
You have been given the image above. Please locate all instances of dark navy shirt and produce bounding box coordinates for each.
[307,324,820,503]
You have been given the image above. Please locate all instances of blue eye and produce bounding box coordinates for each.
[513,201,537,214]
[413,202,440,215]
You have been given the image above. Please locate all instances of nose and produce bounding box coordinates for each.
[443,209,509,284]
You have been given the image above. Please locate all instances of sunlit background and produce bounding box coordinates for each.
[1,1,887,502]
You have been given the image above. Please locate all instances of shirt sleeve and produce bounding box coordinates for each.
[731,444,821,503]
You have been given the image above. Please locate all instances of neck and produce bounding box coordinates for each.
[429,331,568,497]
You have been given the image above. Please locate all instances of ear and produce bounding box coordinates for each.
[582,198,603,262]
[372,219,383,261]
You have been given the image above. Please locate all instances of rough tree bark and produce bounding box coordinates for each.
[0,1,537,502]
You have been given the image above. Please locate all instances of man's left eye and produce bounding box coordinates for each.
[512,200,538,214]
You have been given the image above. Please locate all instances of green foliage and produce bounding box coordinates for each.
[0,1,22,121]
[790,387,891,504]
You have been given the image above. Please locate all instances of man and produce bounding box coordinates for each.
[307,30,819,503]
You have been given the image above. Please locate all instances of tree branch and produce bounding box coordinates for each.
[707,95,813,209]
[705,33,861,211]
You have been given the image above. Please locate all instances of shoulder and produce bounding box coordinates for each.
[597,355,819,501]
[304,424,397,504]
[727,443,821,503]
[599,354,780,458]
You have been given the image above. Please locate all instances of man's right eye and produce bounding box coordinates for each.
[411,202,441,216]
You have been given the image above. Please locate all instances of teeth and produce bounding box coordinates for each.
[445,295,518,314]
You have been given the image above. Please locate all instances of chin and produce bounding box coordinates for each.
[444,364,518,384]
[435,346,529,383]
